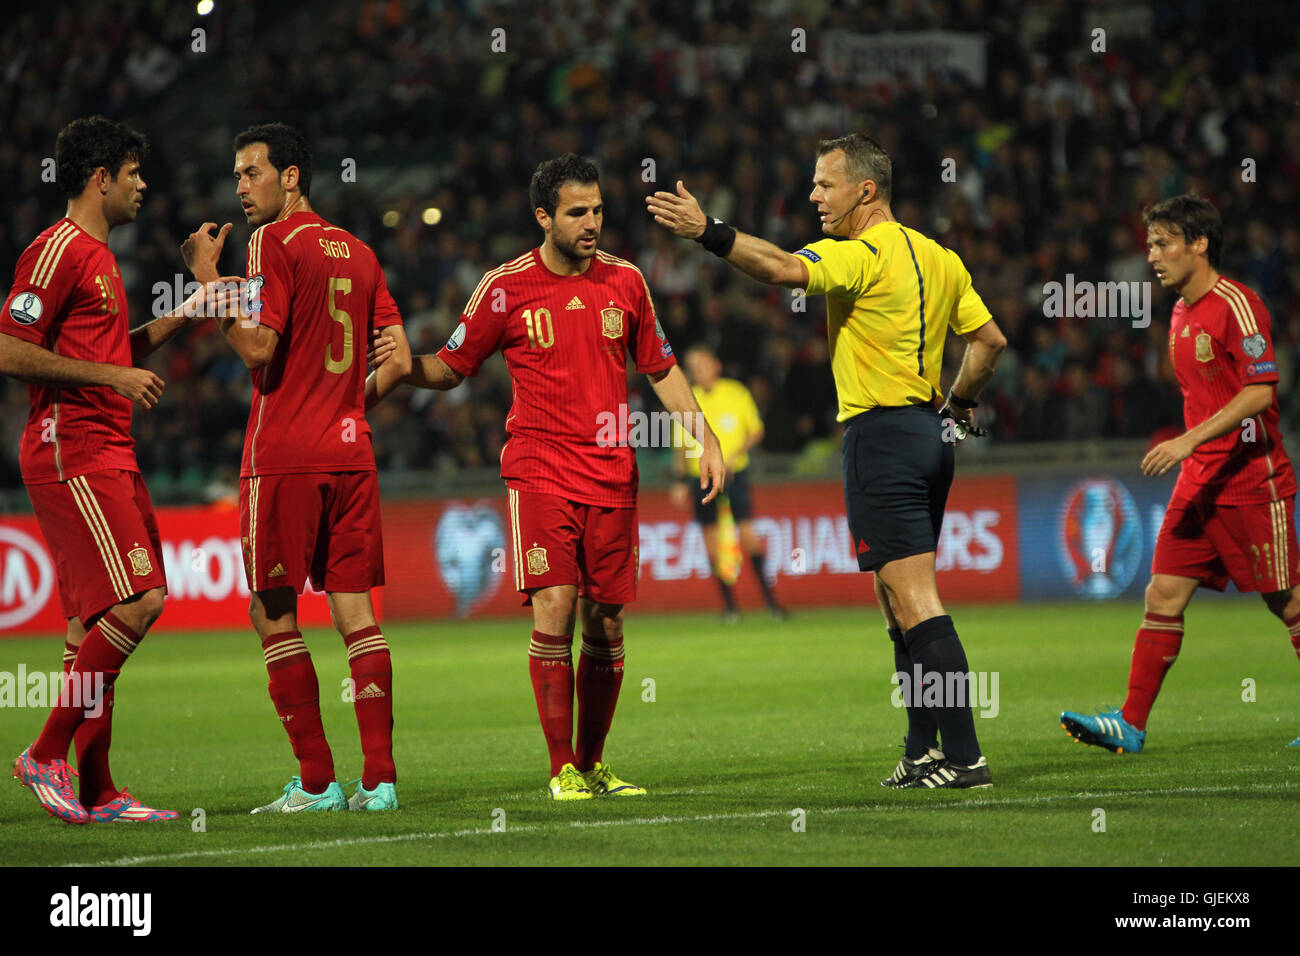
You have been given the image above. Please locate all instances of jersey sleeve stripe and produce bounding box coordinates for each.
[281,221,318,245]
[1213,280,1258,336]
[32,223,78,289]
[30,222,75,287]
[464,255,534,318]
[248,226,265,276]
[595,251,658,312]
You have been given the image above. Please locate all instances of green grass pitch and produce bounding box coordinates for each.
[1,601,1296,866]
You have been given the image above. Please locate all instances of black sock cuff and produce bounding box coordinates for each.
[904,615,956,653]
[888,626,904,644]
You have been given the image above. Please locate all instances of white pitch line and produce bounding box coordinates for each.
[66,781,1296,868]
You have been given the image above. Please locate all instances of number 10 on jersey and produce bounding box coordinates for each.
[523,307,554,349]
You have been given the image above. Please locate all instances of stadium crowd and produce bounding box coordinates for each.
[2,0,1298,498]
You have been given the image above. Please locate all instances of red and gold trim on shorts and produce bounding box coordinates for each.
[68,475,133,603]
[1269,499,1291,591]
[245,476,262,585]
[508,487,524,590]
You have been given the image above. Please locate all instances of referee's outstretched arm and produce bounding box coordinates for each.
[646,180,809,288]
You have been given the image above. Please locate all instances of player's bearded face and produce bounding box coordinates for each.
[107,161,146,226]
[234,145,287,227]
[547,183,603,261]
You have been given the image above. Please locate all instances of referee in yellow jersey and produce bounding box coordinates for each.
[671,344,787,622]
[647,133,1007,789]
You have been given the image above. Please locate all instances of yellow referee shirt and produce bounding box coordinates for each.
[678,377,763,477]
[796,221,992,420]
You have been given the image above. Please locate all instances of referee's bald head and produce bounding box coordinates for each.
[817,134,892,202]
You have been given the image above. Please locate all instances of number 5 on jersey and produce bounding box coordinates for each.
[326,276,353,373]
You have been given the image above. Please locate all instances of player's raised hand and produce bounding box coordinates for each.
[646,180,708,239]
[107,365,165,410]
[1141,434,1194,476]
[181,222,232,283]
[697,435,726,505]
[368,329,397,371]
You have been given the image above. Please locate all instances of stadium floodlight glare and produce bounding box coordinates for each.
[382,210,400,228]
[422,207,442,226]
[196,0,214,15]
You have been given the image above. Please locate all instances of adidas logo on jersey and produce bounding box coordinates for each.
[565,296,585,311]
[355,682,386,700]
[268,563,286,577]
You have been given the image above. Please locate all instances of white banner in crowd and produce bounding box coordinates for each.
[820,30,988,86]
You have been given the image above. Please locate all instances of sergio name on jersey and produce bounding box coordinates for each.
[241,212,403,477]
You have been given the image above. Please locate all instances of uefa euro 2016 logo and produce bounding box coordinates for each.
[435,503,506,617]
[1058,478,1141,599]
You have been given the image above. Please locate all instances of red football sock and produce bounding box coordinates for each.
[575,632,625,771]
[32,612,138,764]
[1121,612,1184,731]
[344,625,394,789]
[261,631,334,794]
[529,630,576,776]
[60,638,118,807]
[1285,612,1300,662]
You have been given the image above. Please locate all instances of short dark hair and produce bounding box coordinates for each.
[529,154,599,218]
[1142,194,1222,268]
[817,133,892,202]
[54,117,149,198]
[232,122,313,197]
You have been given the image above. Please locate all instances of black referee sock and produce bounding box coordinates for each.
[749,553,778,606]
[903,615,982,766]
[891,626,939,759]
[716,577,737,612]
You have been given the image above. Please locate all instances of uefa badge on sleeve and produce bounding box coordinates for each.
[9,292,43,326]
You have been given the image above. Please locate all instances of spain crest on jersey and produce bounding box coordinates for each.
[526,546,550,576]
[127,546,153,577]
[1195,332,1214,363]
[601,307,624,339]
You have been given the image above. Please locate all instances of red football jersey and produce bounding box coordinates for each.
[1168,276,1295,505]
[2,218,138,484]
[438,248,676,508]
[241,211,403,477]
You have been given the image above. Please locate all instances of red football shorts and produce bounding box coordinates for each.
[240,472,384,594]
[1152,494,1297,593]
[506,488,638,604]
[27,469,166,624]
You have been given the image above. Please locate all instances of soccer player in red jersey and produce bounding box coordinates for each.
[370,155,724,799]
[2,117,237,823]
[1062,195,1300,752]
[182,123,412,812]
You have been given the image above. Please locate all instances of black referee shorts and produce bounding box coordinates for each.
[690,468,753,526]
[842,403,953,572]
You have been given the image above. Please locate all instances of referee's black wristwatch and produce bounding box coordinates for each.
[946,393,979,410]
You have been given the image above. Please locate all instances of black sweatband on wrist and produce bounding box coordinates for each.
[695,217,737,257]
[947,392,979,410]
